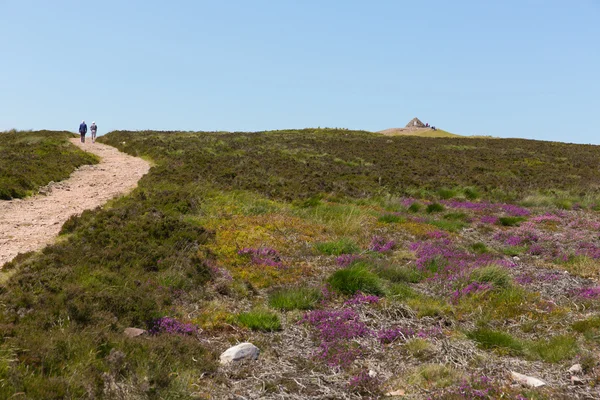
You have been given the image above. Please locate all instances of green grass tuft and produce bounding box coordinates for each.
[237,309,282,331]
[470,242,490,254]
[498,216,526,226]
[528,335,578,363]
[469,265,512,289]
[268,287,322,311]
[467,328,524,355]
[314,238,359,256]
[426,203,445,213]
[378,213,405,223]
[327,265,385,296]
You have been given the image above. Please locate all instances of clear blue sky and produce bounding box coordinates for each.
[1,1,598,143]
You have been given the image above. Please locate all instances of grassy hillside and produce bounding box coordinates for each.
[0,130,99,199]
[1,128,599,399]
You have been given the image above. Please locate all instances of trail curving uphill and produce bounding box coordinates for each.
[0,138,150,267]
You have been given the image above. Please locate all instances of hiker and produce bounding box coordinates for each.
[90,121,97,143]
[79,120,87,143]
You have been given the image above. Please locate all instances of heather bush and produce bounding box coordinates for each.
[237,309,282,331]
[269,287,322,311]
[327,264,385,296]
[315,238,359,256]
[0,130,99,199]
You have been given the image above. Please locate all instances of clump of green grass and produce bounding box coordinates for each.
[463,187,480,200]
[469,265,512,289]
[437,188,457,200]
[429,219,467,232]
[501,246,528,256]
[314,238,359,256]
[237,309,282,331]
[572,316,600,334]
[426,203,445,213]
[408,364,462,389]
[404,338,434,359]
[373,264,423,283]
[378,213,405,224]
[498,216,526,226]
[408,202,422,213]
[470,242,489,254]
[443,212,467,221]
[388,282,418,300]
[268,287,322,311]
[327,264,384,296]
[406,295,452,318]
[467,328,524,355]
[528,335,578,363]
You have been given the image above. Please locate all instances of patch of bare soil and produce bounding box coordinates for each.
[0,139,150,267]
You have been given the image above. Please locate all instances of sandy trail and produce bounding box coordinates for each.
[0,138,150,267]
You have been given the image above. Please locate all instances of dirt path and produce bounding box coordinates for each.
[0,138,150,267]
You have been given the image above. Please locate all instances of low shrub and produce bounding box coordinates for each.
[269,287,322,311]
[327,265,385,296]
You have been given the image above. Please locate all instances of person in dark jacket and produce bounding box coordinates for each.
[90,121,97,143]
[79,120,87,143]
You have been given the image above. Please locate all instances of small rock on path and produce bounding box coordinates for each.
[0,139,150,267]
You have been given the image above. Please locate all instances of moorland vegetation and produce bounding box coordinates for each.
[0,130,99,200]
[1,128,600,398]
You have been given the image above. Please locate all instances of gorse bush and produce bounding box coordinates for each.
[269,287,323,311]
[0,130,98,199]
[327,264,385,296]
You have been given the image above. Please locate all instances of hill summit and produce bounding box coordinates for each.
[379,117,459,138]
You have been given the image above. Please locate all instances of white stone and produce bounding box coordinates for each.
[510,371,546,388]
[124,327,146,338]
[568,364,582,374]
[368,369,377,378]
[219,342,260,365]
[385,389,405,397]
[571,376,584,385]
